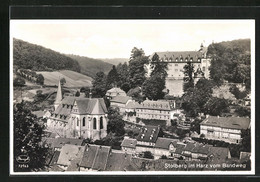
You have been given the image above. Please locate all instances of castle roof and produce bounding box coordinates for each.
[200,116,250,130]
[152,51,204,63]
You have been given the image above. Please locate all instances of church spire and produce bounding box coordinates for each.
[54,79,63,110]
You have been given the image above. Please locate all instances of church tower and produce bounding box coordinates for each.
[54,79,63,110]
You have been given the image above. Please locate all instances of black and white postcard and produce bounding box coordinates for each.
[10,19,255,175]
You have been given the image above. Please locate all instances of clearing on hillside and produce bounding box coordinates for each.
[37,70,93,88]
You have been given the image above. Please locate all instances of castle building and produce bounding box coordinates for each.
[146,44,211,80]
[46,80,108,140]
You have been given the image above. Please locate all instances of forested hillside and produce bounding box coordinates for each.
[66,54,113,78]
[99,58,129,65]
[207,39,251,89]
[13,38,80,72]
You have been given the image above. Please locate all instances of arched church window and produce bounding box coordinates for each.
[93,118,97,129]
[77,118,79,126]
[100,117,103,129]
[83,117,86,127]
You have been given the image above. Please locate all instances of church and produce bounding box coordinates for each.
[46,80,108,140]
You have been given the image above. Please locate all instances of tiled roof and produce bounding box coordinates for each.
[45,137,84,149]
[136,100,171,111]
[208,146,230,162]
[49,151,60,166]
[110,95,131,104]
[57,144,85,167]
[152,51,203,63]
[105,151,136,171]
[136,125,160,143]
[121,138,137,149]
[154,137,178,150]
[75,98,107,115]
[200,116,250,130]
[174,143,186,154]
[79,144,111,171]
[125,100,138,109]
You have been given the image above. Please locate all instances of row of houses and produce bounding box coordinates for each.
[121,125,231,162]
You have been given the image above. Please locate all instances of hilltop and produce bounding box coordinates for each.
[66,54,113,78]
[36,70,92,88]
[13,38,80,72]
[99,58,129,66]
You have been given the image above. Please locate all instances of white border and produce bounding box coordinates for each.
[9,19,255,175]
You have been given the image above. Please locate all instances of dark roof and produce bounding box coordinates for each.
[154,137,178,150]
[175,143,186,154]
[49,151,61,166]
[208,146,230,162]
[110,95,131,104]
[57,144,85,166]
[121,138,137,149]
[45,137,84,149]
[75,98,107,115]
[136,125,160,143]
[105,151,136,171]
[136,100,171,111]
[200,116,250,130]
[79,144,111,171]
[152,51,203,63]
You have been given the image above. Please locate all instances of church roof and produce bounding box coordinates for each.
[75,98,107,115]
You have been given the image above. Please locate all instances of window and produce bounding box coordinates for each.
[175,64,178,66]
[100,117,103,129]
[77,119,79,126]
[93,118,97,129]
[203,66,205,71]
[83,117,86,127]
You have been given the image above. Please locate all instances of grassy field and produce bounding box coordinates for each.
[37,70,93,88]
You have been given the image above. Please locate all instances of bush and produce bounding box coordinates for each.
[160,155,168,159]
[14,77,25,87]
[143,151,154,159]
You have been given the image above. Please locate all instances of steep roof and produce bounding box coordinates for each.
[57,144,85,167]
[79,144,111,171]
[106,87,126,95]
[154,137,178,150]
[136,125,160,143]
[110,95,132,104]
[121,138,137,149]
[75,98,107,115]
[54,79,63,105]
[136,100,171,111]
[105,151,136,171]
[152,51,203,63]
[45,137,84,149]
[200,116,250,130]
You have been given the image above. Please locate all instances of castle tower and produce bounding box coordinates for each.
[54,79,63,110]
[194,65,205,85]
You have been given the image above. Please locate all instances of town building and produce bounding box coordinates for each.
[46,80,108,140]
[200,116,251,143]
[110,95,132,113]
[135,100,171,126]
[106,87,127,99]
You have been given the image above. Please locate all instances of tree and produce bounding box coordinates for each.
[14,77,25,87]
[128,47,149,88]
[60,77,66,86]
[229,85,248,100]
[127,87,144,103]
[107,107,125,136]
[75,90,80,97]
[143,151,154,159]
[142,53,168,100]
[183,61,195,92]
[92,71,107,98]
[13,101,48,171]
[116,62,130,93]
[36,74,44,85]
[204,97,230,116]
[106,65,119,88]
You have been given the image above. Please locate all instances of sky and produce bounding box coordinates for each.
[10,20,254,59]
